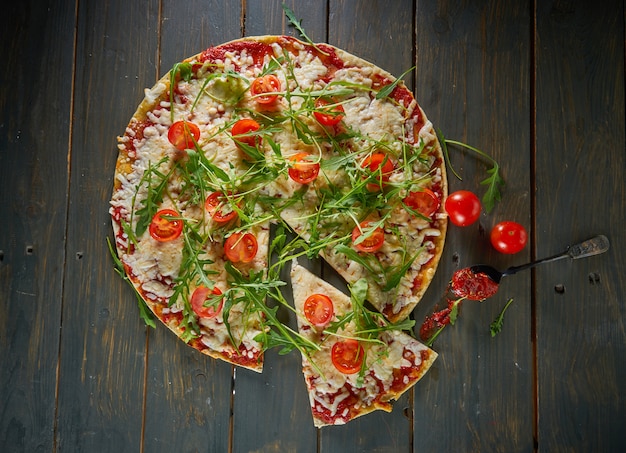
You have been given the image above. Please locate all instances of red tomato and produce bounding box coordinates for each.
[149,209,183,242]
[313,98,345,126]
[490,221,528,254]
[250,74,281,105]
[231,119,261,149]
[352,220,385,253]
[190,285,224,319]
[331,339,364,375]
[303,294,334,327]
[404,188,440,218]
[224,232,258,263]
[444,190,481,227]
[205,192,239,224]
[168,120,200,151]
[361,153,394,191]
[288,153,320,184]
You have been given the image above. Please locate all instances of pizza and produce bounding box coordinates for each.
[290,262,437,427]
[109,35,447,374]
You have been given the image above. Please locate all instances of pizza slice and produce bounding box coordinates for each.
[290,262,437,427]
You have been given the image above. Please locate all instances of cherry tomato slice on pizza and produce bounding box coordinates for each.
[331,339,364,375]
[224,232,258,263]
[490,221,528,254]
[231,118,261,149]
[303,294,334,327]
[352,220,385,253]
[404,188,440,218]
[250,74,281,105]
[149,209,183,242]
[361,152,394,191]
[313,98,345,126]
[205,192,239,224]
[288,152,320,184]
[190,285,224,319]
[168,120,200,151]
[444,190,481,227]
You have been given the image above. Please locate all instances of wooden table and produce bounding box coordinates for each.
[2,1,624,451]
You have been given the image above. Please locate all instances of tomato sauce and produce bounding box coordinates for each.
[389,349,429,393]
[450,267,499,300]
[199,41,274,69]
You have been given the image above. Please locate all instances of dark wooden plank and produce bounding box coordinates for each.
[140,1,242,451]
[0,1,75,451]
[231,2,328,452]
[535,1,626,451]
[413,1,535,451]
[54,0,160,450]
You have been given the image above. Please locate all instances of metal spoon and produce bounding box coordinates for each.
[470,235,610,284]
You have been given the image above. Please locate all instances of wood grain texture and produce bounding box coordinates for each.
[535,1,626,451]
[413,1,534,452]
[0,0,74,451]
[54,0,160,450]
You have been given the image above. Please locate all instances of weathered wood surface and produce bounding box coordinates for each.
[0,1,624,452]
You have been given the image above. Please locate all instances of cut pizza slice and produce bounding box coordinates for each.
[290,262,437,427]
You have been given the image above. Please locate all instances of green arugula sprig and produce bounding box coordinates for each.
[282,4,328,55]
[107,237,156,328]
[438,129,504,213]
[490,297,514,337]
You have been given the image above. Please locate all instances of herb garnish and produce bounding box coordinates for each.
[438,129,504,213]
[490,297,514,337]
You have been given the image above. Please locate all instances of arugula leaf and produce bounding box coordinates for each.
[375,66,415,100]
[282,3,327,55]
[490,297,514,337]
[438,130,505,213]
[106,237,156,328]
[169,62,193,122]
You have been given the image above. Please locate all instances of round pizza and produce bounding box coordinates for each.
[109,35,447,376]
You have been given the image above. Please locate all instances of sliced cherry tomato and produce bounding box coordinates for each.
[404,188,440,218]
[352,220,385,253]
[224,232,258,263]
[288,153,320,184]
[490,221,528,254]
[303,294,334,327]
[231,118,261,149]
[313,98,345,126]
[331,339,364,375]
[190,285,224,319]
[361,152,394,191]
[444,190,481,227]
[250,74,281,105]
[168,120,200,151]
[149,209,183,242]
[205,192,239,224]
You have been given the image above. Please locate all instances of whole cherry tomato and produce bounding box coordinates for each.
[168,121,201,150]
[490,221,528,254]
[250,74,281,105]
[303,294,334,327]
[288,153,320,184]
[444,190,481,226]
[331,339,364,374]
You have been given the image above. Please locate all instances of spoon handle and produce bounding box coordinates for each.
[502,235,610,277]
[567,234,610,259]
